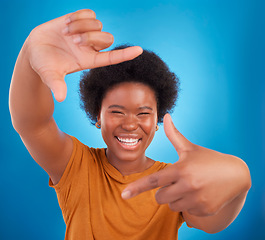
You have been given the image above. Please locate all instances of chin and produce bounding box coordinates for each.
[115,150,145,162]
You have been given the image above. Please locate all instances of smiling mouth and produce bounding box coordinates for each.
[115,136,141,146]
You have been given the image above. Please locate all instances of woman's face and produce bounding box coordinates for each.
[98,82,158,164]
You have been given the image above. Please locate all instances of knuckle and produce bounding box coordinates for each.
[73,34,82,44]
[148,174,159,188]
[184,176,200,191]
[196,194,207,207]
[180,167,202,192]
[66,24,72,34]
[189,179,200,191]
[108,50,114,65]
[194,195,217,216]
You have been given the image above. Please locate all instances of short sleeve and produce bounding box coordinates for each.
[49,135,80,192]
[48,135,91,220]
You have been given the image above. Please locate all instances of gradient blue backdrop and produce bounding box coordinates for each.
[1,0,264,239]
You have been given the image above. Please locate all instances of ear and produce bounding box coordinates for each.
[97,112,101,124]
[155,116,159,132]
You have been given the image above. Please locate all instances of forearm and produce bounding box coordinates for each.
[9,40,54,135]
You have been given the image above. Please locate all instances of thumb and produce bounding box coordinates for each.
[42,71,67,102]
[163,113,193,154]
[93,46,143,68]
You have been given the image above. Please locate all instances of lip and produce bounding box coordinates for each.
[115,136,142,150]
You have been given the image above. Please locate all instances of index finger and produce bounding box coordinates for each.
[121,164,179,200]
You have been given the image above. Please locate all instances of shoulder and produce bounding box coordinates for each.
[50,136,105,188]
[70,136,105,172]
[70,135,101,152]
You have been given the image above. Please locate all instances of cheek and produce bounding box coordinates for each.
[140,117,157,135]
[100,127,112,148]
[100,116,120,142]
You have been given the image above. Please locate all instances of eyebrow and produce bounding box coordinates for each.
[108,105,153,111]
[139,106,153,111]
[108,105,125,109]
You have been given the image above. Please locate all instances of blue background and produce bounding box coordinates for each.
[1,0,264,239]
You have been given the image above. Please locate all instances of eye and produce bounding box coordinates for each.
[111,110,124,114]
[138,112,150,116]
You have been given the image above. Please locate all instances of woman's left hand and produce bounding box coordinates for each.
[122,114,251,217]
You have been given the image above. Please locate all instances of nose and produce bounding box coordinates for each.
[121,115,138,131]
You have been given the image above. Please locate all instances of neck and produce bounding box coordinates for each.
[105,149,154,176]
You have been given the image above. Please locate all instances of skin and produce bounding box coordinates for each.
[9,9,143,185]
[122,113,251,233]
[98,82,157,175]
[9,9,251,235]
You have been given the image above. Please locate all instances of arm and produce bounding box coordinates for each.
[9,9,143,184]
[121,114,251,233]
[9,41,73,185]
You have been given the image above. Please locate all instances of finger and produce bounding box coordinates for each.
[168,198,189,212]
[51,80,67,102]
[66,9,96,23]
[72,31,114,50]
[41,71,67,102]
[62,19,102,35]
[155,182,184,204]
[163,113,194,154]
[93,46,143,68]
[122,165,179,200]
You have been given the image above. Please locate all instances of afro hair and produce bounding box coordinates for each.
[79,44,180,125]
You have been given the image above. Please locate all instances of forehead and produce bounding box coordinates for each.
[102,82,157,108]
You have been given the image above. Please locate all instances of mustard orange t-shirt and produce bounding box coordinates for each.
[49,136,184,240]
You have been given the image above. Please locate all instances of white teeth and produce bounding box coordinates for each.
[117,137,139,146]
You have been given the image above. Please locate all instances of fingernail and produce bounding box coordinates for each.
[121,190,131,199]
[73,35,81,44]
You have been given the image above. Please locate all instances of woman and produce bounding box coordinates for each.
[9,9,251,240]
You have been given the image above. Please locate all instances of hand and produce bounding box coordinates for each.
[26,9,143,102]
[122,114,250,217]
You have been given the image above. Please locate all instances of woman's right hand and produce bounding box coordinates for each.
[26,9,142,102]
